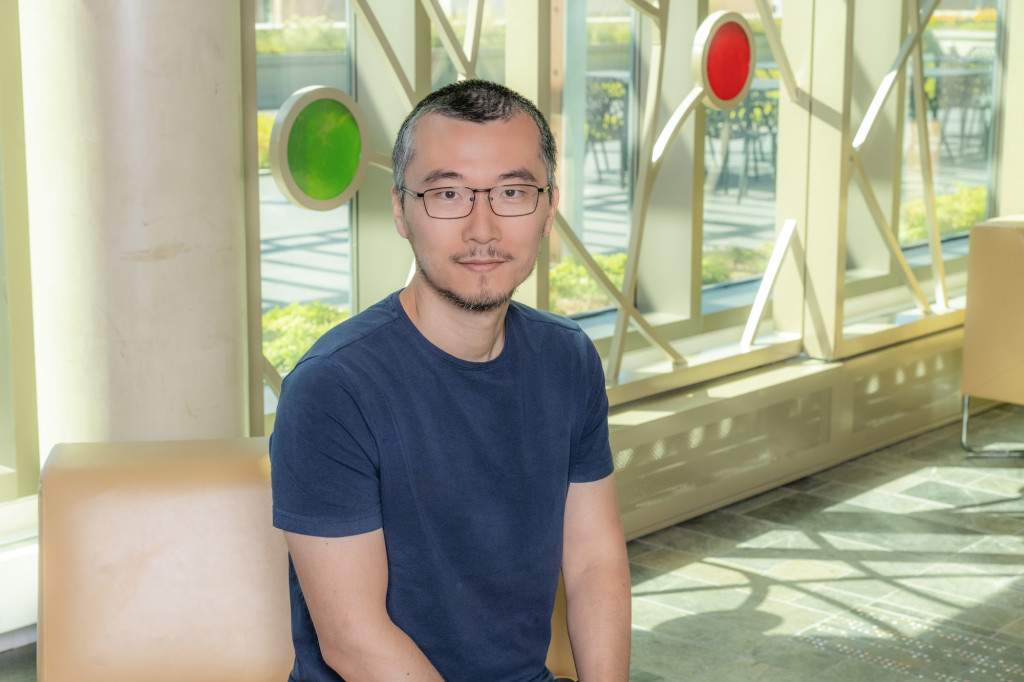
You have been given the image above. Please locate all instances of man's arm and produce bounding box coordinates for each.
[561,474,631,681]
[284,529,444,681]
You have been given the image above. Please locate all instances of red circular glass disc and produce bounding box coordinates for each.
[706,22,752,103]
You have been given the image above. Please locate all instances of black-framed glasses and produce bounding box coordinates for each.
[402,184,550,219]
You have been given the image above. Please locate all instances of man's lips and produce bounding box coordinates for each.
[454,250,513,272]
[458,259,507,272]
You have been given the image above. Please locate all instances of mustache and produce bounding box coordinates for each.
[450,246,515,262]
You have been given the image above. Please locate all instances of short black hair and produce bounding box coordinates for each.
[391,80,557,193]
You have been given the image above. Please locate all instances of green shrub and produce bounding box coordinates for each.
[585,80,627,142]
[899,183,987,243]
[257,112,274,170]
[702,253,733,286]
[263,301,349,373]
[548,246,773,315]
[256,16,346,54]
[549,252,627,316]
[929,8,997,31]
[702,245,772,285]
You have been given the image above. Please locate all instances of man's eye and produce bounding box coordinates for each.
[500,188,525,199]
[433,189,462,201]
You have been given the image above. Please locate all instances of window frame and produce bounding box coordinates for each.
[0,0,40,503]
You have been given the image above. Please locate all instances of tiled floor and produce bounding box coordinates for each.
[2,404,1022,682]
[628,403,1024,682]
[0,641,34,682]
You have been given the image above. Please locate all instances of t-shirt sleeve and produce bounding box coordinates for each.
[568,336,615,484]
[270,354,384,537]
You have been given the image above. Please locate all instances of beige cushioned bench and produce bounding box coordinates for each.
[38,438,577,681]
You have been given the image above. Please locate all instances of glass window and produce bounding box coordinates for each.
[552,0,634,317]
[899,2,998,246]
[702,1,780,302]
[0,15,38,502]
[842,0,1000,341]
[554,2,803,397]
[249,0,1010,399]
[255,1,353,383]
[0,139,15,500]
[430,0,505,89]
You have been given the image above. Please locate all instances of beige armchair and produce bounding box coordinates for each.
[961,216,1024,454]
[37,438,577,681]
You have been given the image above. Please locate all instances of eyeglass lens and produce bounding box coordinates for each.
[422,185,541,218]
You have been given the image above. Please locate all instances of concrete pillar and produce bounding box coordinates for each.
[20,1,249,459]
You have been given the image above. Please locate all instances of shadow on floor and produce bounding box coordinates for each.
[628,403,1024,681]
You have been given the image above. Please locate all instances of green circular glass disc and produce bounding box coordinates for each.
[286,98,362,201]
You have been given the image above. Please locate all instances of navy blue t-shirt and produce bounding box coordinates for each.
[270,291,614,682]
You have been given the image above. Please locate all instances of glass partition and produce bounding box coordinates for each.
[250,0,1009,393]
[899,2,998,247]
[430,0,506,89]
[551,0,634,317]
[702,1,780,299]
[0,3,38,501]
[255,1,353,380]
[0,139,14,499]
[841,0,1000,345]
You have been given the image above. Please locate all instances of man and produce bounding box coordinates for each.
[270,79,630,682]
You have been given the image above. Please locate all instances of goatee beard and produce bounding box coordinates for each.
[418,263,516,312]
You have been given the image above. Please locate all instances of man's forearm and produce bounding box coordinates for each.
[320,620,444,682]
[285,530,443,681]
[564,557,632,681]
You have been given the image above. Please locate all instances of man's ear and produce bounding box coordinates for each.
[542,184,560,238]
[392,187,409,239]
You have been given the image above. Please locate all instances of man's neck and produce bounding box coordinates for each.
[399,281,509,362]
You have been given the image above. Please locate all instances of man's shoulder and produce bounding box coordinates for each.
[293,293,405,372]
[509,302,595,356]
[510,301,584,335]
[321,292,404,348]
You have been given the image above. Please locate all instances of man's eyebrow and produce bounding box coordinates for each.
[422,169,464,185]
[420,168,541,186]
[498,168,540,183]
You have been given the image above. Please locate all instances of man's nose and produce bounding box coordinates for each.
[462,192,501,243]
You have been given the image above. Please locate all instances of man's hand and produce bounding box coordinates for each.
[561,475,631,681]
[285,529,444,681]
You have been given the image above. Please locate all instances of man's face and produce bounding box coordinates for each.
[392,112,558,312]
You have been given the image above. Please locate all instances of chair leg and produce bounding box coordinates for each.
[961,395,1024,456]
